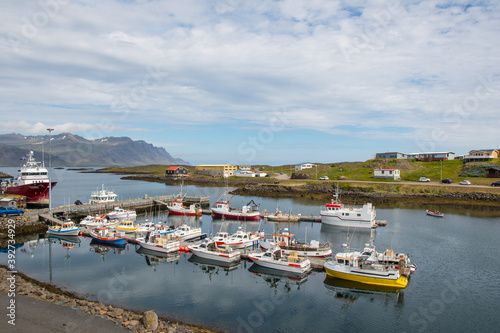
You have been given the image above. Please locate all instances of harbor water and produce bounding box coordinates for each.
[2,168,500,332]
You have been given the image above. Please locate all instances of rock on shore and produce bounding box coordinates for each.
[0,266,215,332]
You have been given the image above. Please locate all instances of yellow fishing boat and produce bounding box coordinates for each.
[114,220,139,232]
[323,244,411,291]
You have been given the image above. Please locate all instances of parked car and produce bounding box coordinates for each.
[460,180,471,185]
[319,176,329,180]
[419,177,430,182]
[441,178,452,184]
[0,207,24,217]
[491,181,500,187]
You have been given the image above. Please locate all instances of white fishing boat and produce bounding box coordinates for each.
[89,184,117,204]
[135,233,180,254]
[426,209,444,217]
[323,243,412,291]
[106,207,137,220]
[80,214,117,229]
[260,228,332,258]
[188,239,241,263]
[211,191,262,221]
[248,247,312,274]
[223,227,264,249]
[320,188,376,228]
[47,220,81,236]
[211,231,230,246]
[167,198,202,216]
[172,224,203,241]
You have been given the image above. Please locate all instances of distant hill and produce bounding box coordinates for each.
[0,133,188,167]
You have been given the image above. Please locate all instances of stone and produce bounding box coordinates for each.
[142,310,159,330]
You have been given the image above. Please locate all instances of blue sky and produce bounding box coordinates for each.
[1,0,500,165]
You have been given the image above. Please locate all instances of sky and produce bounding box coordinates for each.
[1,0,499,166]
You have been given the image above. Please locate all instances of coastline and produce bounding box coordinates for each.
[0,265,217,333]
[116,173,500,208]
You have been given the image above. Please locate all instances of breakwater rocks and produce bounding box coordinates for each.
[0,266,214,333]
[0,215,47,240]
[232,184,500,205]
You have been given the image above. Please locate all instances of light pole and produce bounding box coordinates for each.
[47,128,54,213]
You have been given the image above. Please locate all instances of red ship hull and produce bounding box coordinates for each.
[4,182,57,206]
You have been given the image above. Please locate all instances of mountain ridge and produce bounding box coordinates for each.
[0,132,188,167]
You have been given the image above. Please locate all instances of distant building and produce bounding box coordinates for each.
[464,149,499,162]
[487,167,500,178]
[375,152,407,159]
[375,151,454,161]
[406,152,455,161]
[165,166,188,178]
[195,165,238,178]
[373,168,401,181]
[239,165,252,171]
[295,163,316,171]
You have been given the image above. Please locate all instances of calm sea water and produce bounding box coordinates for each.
[2,168,500,332]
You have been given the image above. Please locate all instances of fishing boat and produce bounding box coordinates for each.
[320,187,376,228]
[167,198,202,216]
[135,233,180,254]
[80,214,117,229]
[1,151,56,207]
[211,231,230,246]
[47,220,81,236]
[248,247,312,274]
[223,226,264,249]
[188,239,241,263]
[89,184,117,204]
[266,209,301,222]
[211,190,262,221]
[106,207,137,220]
[114,220,140,233]
[89,227,127,245]
[172,224,203,241]
[426,209,444,217]
[323,243,410,291]
[260,227,332,258]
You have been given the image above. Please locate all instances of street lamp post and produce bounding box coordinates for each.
[47,128,54,213]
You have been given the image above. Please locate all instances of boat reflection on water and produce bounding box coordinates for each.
[136,247,180,271]
[323,276,404,305]
[248,263,311,291]
[167,214,200,227]
[320,224,376,250]
[89,239,127,260]
[188,255,239,279]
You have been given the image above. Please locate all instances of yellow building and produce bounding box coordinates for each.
[195,165,238,178]
[465,149,499,162]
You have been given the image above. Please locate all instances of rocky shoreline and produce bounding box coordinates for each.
[231,183,500,206]
[0,265,216,333]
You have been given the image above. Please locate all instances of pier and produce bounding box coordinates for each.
[35,195,210,223]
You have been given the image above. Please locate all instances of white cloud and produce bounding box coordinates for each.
[1,0,499,160]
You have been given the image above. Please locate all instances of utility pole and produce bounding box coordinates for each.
[47,128,54,213]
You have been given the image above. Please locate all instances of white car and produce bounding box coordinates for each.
[319,176,329,180]
[419,177,430,182]
[460,180,471,185]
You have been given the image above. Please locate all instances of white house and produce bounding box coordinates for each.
[295,163,316,171]
[374,168,401,181]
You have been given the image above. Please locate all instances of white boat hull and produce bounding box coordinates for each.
[260,240,332,258]
[136,239,180,254]
[320,214,376,228]
[189,249,240,263]
[248,255,311,274]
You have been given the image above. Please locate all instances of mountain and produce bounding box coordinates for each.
[0,133,188,167]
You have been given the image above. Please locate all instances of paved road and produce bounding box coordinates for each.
[1,292,129,333]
